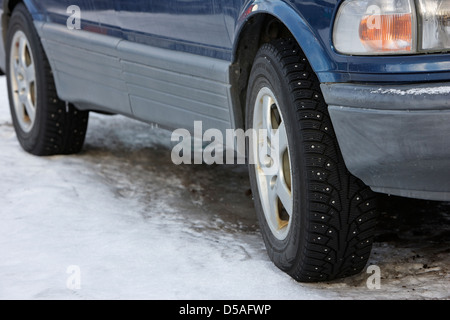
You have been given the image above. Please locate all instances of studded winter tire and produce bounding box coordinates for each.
[6,4,89,156]
[246,39,379,282]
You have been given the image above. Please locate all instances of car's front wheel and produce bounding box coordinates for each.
[246,39,379,282]
[6,4,89,156]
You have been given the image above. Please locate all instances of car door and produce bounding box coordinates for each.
[116,0,231,58]
[35,0,132,116]
[115,0,235,133]
[92,0,122,37]
[34,0,98,28]
[214,0,246,48]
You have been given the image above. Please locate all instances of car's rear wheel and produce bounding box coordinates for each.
[6,4,89,156]
[246,39,379,282]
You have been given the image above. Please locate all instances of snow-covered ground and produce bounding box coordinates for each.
[0,76,449,300]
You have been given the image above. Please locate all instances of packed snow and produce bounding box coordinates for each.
[0,76,449,300]
[371,86,450,96]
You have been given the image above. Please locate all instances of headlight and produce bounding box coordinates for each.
[416,0,450,52]
[333,0,450,55]
[333,0,416,55]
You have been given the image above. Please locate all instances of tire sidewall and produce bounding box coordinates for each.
[246,49,310,271]
[6,5,48,153]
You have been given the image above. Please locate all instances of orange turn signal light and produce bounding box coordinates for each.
[359,14,413,52]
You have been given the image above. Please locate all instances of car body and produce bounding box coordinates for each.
[0,0,449,281]
[1,0,448,201]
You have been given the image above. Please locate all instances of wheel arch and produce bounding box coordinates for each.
[2,0,43,47]
[229,1,335,130]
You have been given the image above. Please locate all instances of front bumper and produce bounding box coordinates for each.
[322,82,450,201]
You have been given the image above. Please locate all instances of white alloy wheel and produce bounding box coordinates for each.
[9,30,37,133]
[252,87,293,241]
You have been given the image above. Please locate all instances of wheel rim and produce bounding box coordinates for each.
[252,87,293,241]
[10,31,37,133]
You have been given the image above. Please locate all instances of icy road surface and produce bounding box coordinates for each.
[0,76,449,300]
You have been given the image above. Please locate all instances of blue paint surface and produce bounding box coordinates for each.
[0,0,449,82]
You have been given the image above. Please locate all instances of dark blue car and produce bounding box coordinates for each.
[0,0,449,282]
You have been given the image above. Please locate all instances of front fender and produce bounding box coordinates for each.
[2,0,46,46]
[3,0,44,19]
[0,0,47,70]
[233,0,337,82]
